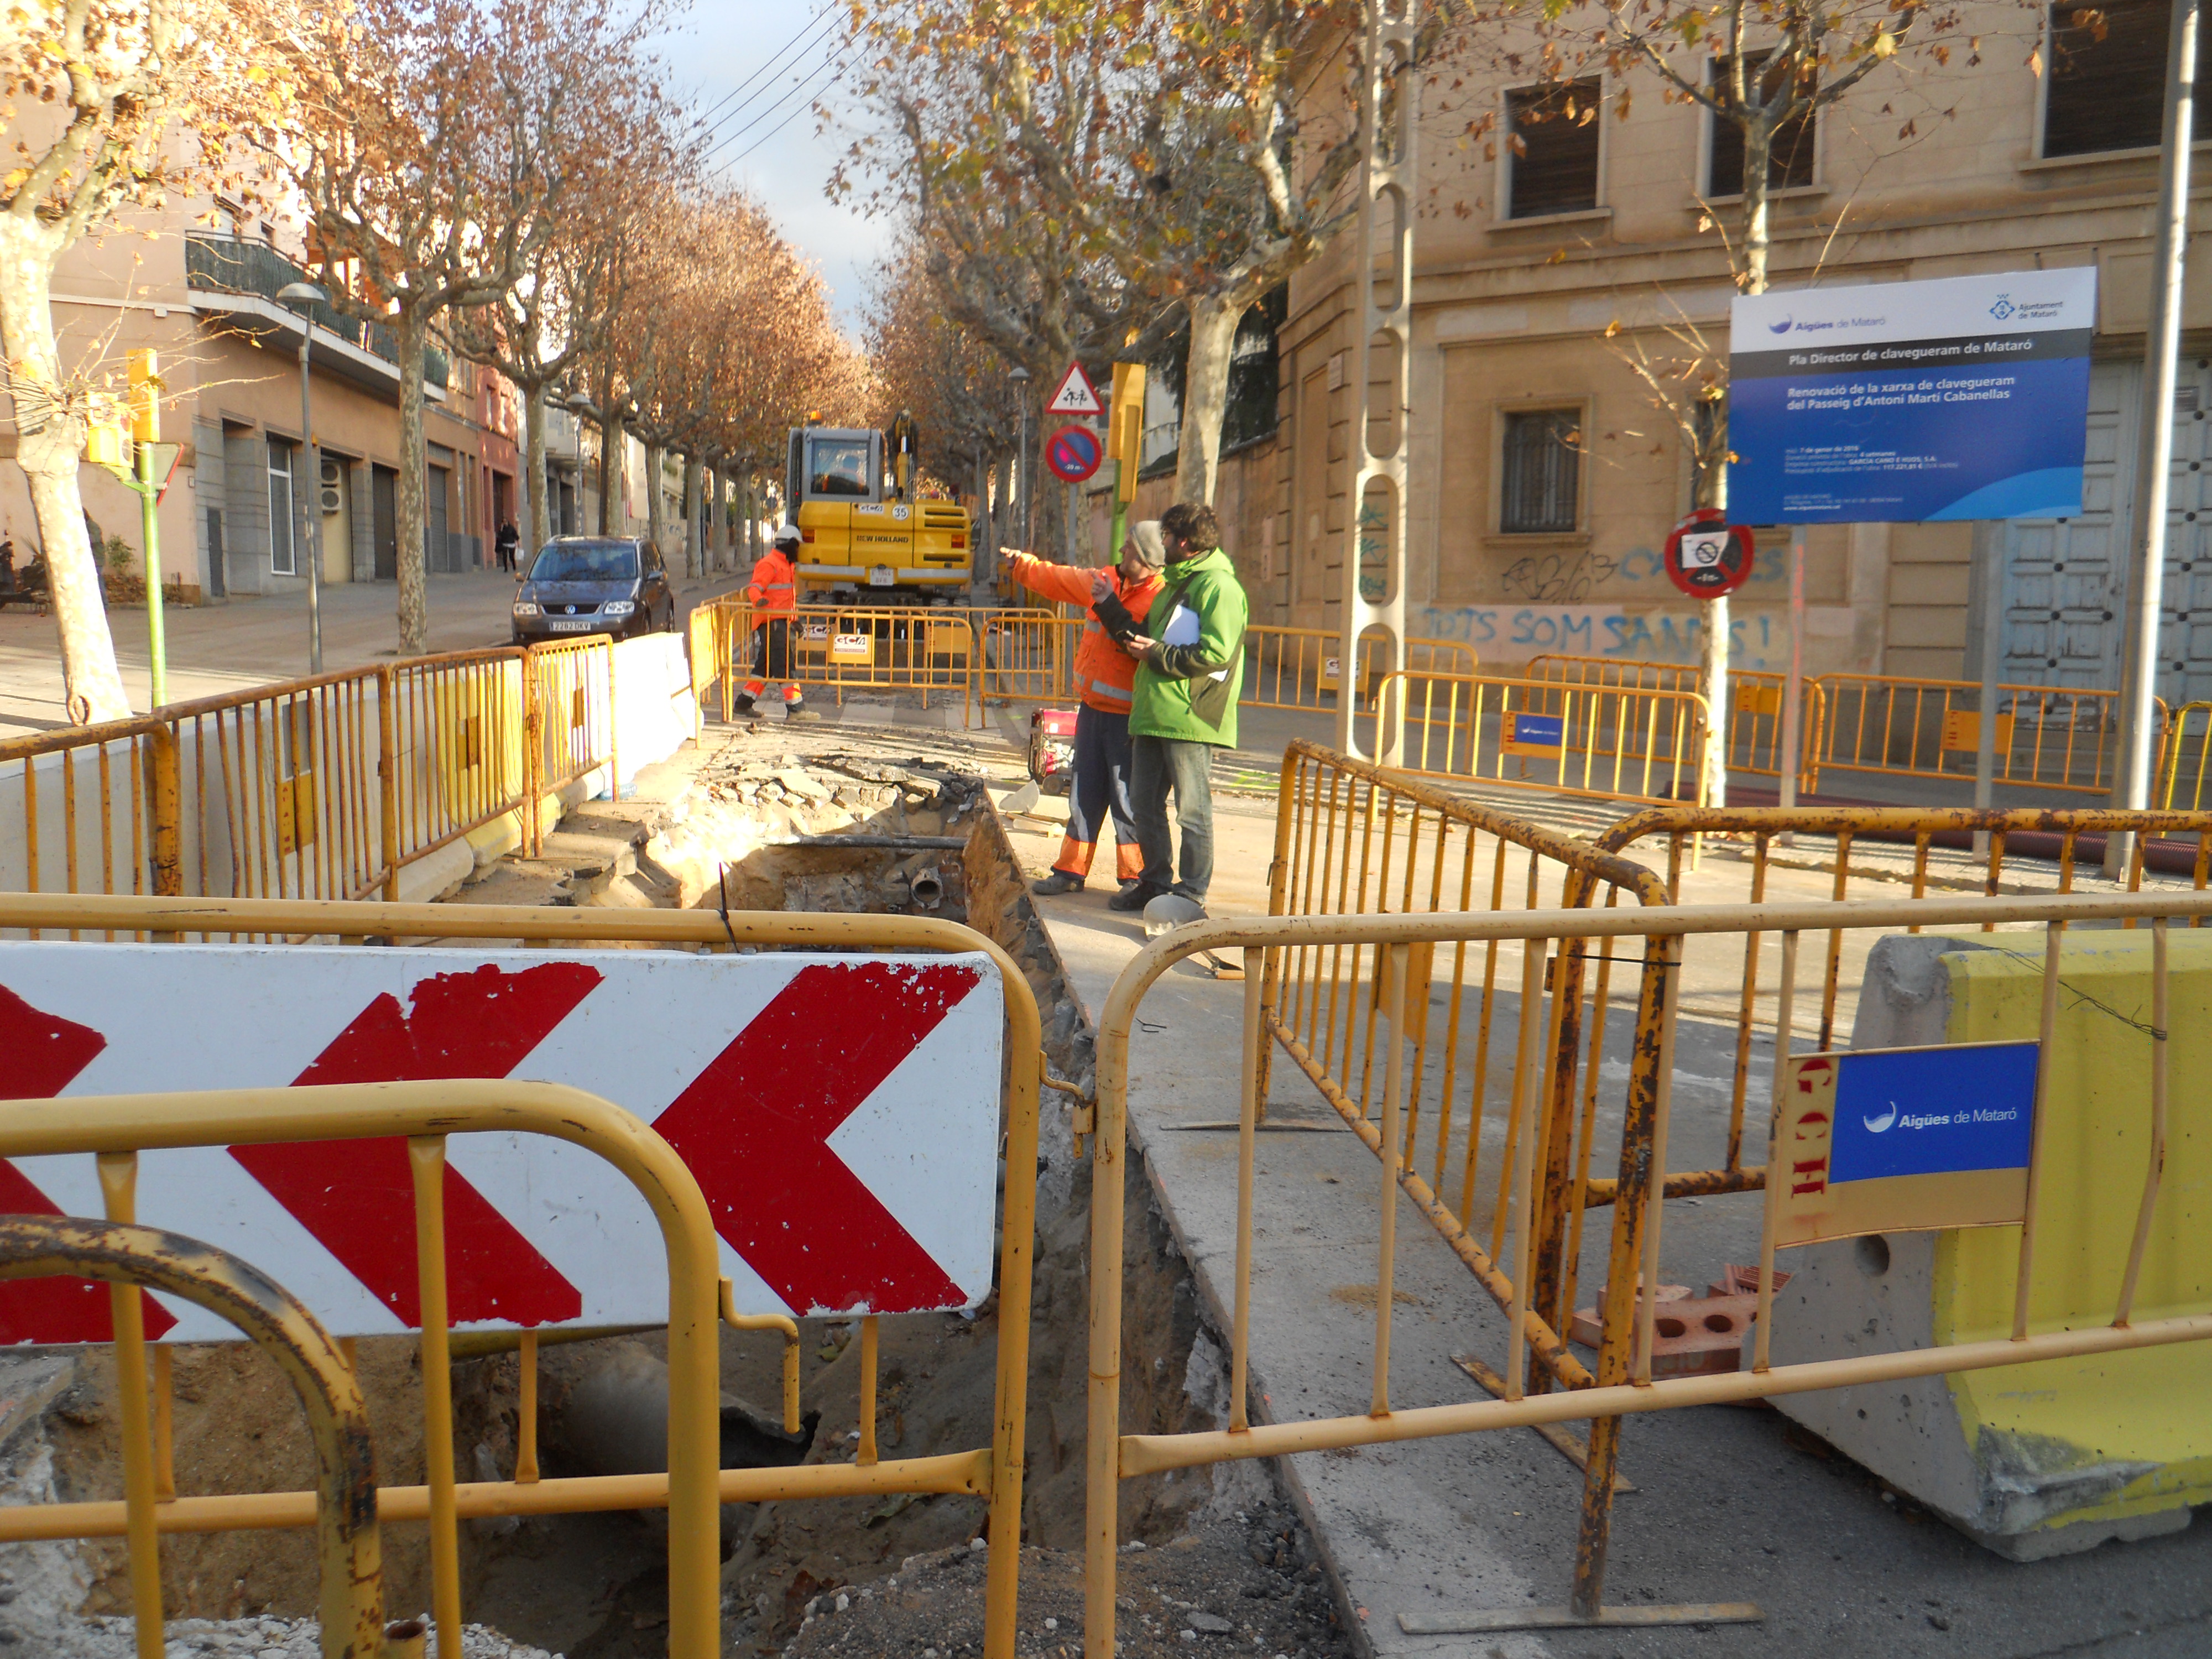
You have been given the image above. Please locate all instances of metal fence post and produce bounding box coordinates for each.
[521,648,544,859]
[376,669,399,902]
[1571,932,1679,1618]
[143,724,182,900]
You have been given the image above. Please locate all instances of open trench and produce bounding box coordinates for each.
[8,733,1349,1659]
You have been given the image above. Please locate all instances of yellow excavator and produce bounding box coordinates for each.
[785,411,973,603]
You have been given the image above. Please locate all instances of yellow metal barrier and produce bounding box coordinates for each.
[0,1074,721,1659]
[1262,743,1668,1387]
[525,636,618,848]
[394,648,533,872]
[1239,625,1478,714]
[0,1215,394,1659]
[1583,804,2212,1204]
[976,607,1082,707]
[1524,654,1817,786]
[712,598,984,725]
[0,891,1044,1659]
[2159,700,2212,808]
[1806,674,2162,797]
[0,643,639,914]
[1086,885,2212,1648]
[686,603,720,716]
[1373,670,1709,806]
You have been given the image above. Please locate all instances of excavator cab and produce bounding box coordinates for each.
[784,414,971,603]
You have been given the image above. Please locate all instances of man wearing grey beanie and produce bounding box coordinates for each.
[1003,522,1167,894]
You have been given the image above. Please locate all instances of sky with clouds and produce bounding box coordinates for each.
[651,2,888,336]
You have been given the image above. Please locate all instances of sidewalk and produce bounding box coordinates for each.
[1006,784,2211,1658]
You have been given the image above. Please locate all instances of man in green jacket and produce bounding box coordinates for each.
[1110,502,1249,912]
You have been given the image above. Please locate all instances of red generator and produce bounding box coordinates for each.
[1027,707,1078,795]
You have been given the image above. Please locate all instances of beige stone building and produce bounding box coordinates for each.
[1253,0,2212,702]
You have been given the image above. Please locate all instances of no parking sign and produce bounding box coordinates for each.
[1046,425,1103,484]
[1662,509,1756,598]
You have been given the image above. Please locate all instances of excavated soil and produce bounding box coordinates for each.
[12,714,1355,1659]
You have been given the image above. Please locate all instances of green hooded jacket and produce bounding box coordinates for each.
[1130,546,1249,746]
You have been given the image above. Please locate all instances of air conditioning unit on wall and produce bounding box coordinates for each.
[320,457,342,515]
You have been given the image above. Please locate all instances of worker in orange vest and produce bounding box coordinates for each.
[736,524,808,718]
[1005,520,1166,895]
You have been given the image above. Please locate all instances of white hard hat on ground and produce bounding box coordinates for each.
[1142,891,1208,938]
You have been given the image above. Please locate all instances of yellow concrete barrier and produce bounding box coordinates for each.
[1772,924,2212,1557]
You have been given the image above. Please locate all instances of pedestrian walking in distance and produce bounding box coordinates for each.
[495,519,520,573]
[1112,502,1249,914]
[735,524,810,719]
[1006,520,1167,895]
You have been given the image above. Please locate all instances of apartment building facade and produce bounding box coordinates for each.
[1,200,533,608]
[1270,0,2211,697]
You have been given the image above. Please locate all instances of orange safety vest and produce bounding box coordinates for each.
[744,547,798,617]
[1006,552,1162,713]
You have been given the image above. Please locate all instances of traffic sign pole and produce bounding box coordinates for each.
[1105,363,1145,565]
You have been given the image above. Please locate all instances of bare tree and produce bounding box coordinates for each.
[1479,0,2026,797]
[268,0,627,653]
[0,0,286,721]
[440,32,684,560]
[863,237,1024,518]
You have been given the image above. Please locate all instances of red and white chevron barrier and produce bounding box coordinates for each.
[0,943,1004,1342]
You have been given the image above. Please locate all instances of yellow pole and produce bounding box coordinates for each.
[97,1152,164,1659]
[408,1138,463,1658]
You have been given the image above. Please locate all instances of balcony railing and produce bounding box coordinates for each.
[185,235,450,390]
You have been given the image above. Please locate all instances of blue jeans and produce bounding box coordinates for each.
[1130,735,1214,901]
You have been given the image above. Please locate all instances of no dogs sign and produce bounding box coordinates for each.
[1663,509,1756,598]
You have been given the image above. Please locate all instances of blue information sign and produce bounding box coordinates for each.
[1728,270,2096,525]
[1827,1042,2039,1184]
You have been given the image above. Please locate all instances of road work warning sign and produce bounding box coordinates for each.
[0,943,1004,1340]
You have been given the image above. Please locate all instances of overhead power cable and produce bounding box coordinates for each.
[709,50,847,166]
[696,8,841,145]
[692,6,831,131]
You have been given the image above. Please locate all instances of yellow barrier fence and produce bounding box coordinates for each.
[0,640,660,915]
[1087,884,2212,1648]
[1261,743,1669,1390]
[1807,674,2161,797]
[2160,701,2212,809]
[1374,670,1710,806]
[1239,626,1478,714]
[687,603,720,715]
[525,635,618,847]
[708,598,985,725]
[0,891,1044,1659]
[1523,653,1815,785]
[976,607,1082,707]
[1583,804,2212,1202]
[0,1214,397,1659]
[395,648,534,870]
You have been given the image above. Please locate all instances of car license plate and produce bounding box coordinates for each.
[868,566,896,587]
[549,619,591,632]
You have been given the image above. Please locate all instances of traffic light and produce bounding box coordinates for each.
[127,349,159,444]
[1107,363,1145,506]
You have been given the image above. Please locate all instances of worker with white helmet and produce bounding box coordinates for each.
[737,524,810,718]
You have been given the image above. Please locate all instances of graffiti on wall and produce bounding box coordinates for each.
[1407,538,1807,667]
[1415,603,1819,671]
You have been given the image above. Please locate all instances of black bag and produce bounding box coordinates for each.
[1091,588,1141,646]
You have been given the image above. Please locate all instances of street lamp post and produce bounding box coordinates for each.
[1008,366,1031,551]
[278,282,330,674]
